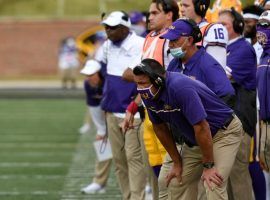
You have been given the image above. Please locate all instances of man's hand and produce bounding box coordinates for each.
[121,111,135,133]
[95,134,106,140]
[201,167,223,190]
[166,160,183,187]
[259,159,269,172]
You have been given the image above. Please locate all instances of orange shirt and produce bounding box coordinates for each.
[206,0,242,23]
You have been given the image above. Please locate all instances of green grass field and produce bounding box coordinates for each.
[0,99,120,200]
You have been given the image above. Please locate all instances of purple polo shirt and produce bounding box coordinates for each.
[84,80,103,107]
[257,48,270,120]
[101,75,137,113]
[227,37,257,90]
[167,48,234,98]
[98,32,144,113]
[144,72,233,145]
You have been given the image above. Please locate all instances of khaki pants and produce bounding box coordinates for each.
[259,121,270,172]
[227,132,253,200]
[106,113,146,200]
[158,146,181,200]
[159,148,206,200]
[158,116,243,200]
[93,159,112,186]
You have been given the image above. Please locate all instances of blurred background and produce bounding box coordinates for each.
[0,0,253,80]
[0,1,260,200]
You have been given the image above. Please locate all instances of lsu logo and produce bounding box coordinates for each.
[141,93,150,100]
[168,25,175,30]
[189,76,196,80]
[164,104,172,110]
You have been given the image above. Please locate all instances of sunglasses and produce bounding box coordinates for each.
[104,25,121,30]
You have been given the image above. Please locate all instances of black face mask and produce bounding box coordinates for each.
[244,25,257,39]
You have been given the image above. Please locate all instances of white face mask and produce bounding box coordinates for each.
[170,38,188,59]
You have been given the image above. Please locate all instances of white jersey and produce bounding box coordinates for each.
[202,23,228,48]
[201,23,229,70]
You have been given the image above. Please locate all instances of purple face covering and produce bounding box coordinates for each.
[137,84,156,100]
[257,25,270,49]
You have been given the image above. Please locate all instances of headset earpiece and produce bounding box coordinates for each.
[193,0,209,18]
[231,7,244,34]
[154,76,164,88]
[140,64,165,88]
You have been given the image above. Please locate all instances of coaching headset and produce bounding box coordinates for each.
[134,59,166,88]
[230,7,245,34]
[193,0,210,18]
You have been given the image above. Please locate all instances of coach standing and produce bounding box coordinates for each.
[218,8,257,200]
[133,58,244,200]
[256,10,270,173]
[96,11,146,200]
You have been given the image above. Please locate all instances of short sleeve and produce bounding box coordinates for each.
[95,40,109,64]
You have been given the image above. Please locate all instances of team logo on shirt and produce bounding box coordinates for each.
[164,104,172,110]
[168,25,175,30]
[189,76,196,80]
[141,93,150,100]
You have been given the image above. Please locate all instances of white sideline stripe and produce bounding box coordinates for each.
[0,162,67,167]
[0,143,77,148]
[60,131,94,199]
[0,191,61,195]
[0,175,63,179]
[0,152,70,156]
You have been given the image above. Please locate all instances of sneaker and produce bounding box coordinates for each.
[81,183,106,194]
[79,123,91,134]
[145,184,152,194]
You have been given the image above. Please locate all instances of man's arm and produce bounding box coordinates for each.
[153,122,183,186]
[193,119,214,163]
[194,119,223,189]
[121,94,142,132]
[122,68,134,82]
[153,123,181,164]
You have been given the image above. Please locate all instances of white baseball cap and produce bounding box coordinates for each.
[80,59,101,76]
[102,11,131,28]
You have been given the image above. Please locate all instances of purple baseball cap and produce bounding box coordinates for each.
[129,11,144,24]
[160,19,193,41]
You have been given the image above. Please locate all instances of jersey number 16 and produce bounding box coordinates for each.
[214,28,224,40]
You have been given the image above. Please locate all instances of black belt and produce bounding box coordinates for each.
[185,140,196,148]
[263,120,270,124]
[221,113,235,130]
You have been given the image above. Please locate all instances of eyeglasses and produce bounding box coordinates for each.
[104,25,121,30]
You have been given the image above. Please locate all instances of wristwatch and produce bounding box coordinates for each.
[203,162,215,169]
